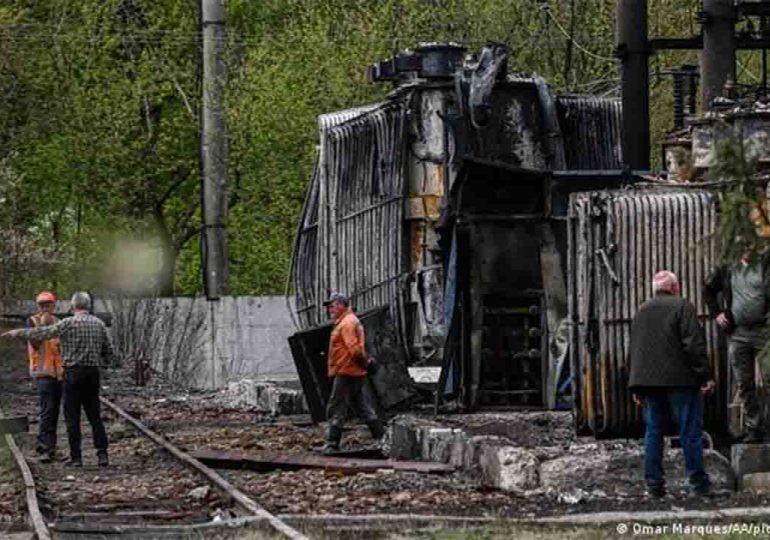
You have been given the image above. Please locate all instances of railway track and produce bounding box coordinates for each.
[1,362,505,539]
[4,323,632,538]
[0,334,307,539]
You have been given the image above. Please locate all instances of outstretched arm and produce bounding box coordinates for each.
[3,320,65,341]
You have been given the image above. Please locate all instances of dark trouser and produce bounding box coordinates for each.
[326,375,379,429]
[643,388,710,494]
[729,336,767,435]
[64,366,108,459]
[36,377,62,453]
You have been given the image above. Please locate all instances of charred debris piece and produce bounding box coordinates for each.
[191,448,455,475]
[285,40,751,441]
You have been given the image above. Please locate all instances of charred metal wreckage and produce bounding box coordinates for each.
[287,43,725,438]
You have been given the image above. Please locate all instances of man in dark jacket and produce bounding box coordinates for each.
[703,251,770,442]
[629,270,715,497]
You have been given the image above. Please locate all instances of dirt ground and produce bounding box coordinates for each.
[4,323,770,536]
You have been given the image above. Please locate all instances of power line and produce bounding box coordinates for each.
[540,4,616,63]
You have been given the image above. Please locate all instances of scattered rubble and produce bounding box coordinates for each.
[188,486,210,501]
[219,379,308,416]
[386,414,735,497]
[479,445,539,493]
[4,335,770,528]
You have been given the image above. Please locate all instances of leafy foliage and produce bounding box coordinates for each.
[0,0,713,297]
[711,133,770,266]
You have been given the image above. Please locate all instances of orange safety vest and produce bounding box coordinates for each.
[27,313,63,380]
[328,310,368,377]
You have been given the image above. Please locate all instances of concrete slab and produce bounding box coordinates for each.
[541,448,734,494]
[731,443,770,479]
[385,413,735,496]
[220,379,308,416]
[742,472,770,493]
[479,445,539,493]
[408,367,441,384]
[386,415,442,460]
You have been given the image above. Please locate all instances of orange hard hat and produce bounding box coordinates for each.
[36,291,56,304]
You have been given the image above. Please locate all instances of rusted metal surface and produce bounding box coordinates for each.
[192,449,456,474]
[465,77,549,169]
[568,189,724,437]
[556,96,623,171]
[290,44,639,417]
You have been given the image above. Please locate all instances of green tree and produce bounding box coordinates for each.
[0,0,726,298]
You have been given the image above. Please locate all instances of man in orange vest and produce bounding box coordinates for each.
[4,291,114,467]
[322,292,385,454]
[26,291,64,463]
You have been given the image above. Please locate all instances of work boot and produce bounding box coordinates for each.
[366,419,386,440]
[322,426,342,455]
[65,457,83,468]
[97,451,109,467]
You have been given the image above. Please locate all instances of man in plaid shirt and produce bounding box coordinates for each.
[3,292,115,467]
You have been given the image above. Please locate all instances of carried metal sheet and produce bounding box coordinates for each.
[568,189,725,437]
[288,306,417,421]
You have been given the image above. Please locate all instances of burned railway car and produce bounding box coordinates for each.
[287,43,726,437]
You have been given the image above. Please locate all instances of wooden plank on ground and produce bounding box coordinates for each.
[191,449,456,474]
[0,416,28,435]
[0,405,50,540]
[100,397,308,540]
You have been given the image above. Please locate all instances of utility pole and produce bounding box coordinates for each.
[700,0,736,109]
[616,0,650,170]
[201,0,229,299]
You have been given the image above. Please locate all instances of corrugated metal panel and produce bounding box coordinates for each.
[557,96,623,170]
[318,104,380,131]
[568,189,725,437]
[291,100,409,329]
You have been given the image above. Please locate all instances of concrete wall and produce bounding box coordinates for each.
[0,296,298,389]
[208,296,298,386]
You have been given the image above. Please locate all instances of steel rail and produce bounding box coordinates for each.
[0,403,50,540]
[100,396,308,540]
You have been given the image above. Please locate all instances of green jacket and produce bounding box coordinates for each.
[628,294,711,391]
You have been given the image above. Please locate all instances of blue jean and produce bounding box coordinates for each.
[643,387,710,493]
